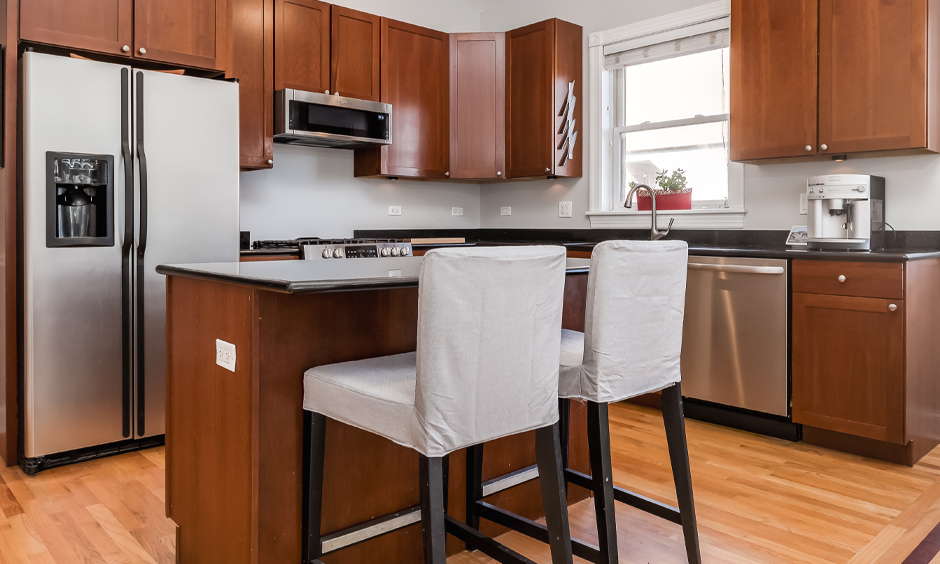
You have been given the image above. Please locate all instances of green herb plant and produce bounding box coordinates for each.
[628,169,690,193]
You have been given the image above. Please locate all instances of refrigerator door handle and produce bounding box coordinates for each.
[120,68,133,439]
[135,70,148,436]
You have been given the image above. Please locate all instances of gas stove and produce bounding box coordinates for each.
[251,238,413,260]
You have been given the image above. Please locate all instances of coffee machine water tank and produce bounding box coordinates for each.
[806,174,886,251]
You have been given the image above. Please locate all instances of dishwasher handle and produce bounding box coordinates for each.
[688,263,785,275]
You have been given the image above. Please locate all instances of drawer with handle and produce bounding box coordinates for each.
[792,260,903,299]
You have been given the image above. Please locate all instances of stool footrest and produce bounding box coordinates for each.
[476,501,602,563]
[565,468,682,525]
[482,463,539,497]
[320,506,422,555]
[444,515,538,564]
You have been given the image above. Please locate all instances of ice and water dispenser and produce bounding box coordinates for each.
[46,152,114,247]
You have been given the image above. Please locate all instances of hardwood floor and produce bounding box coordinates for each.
[1,403,939,563]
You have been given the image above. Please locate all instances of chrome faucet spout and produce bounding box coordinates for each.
[624,183,674,240]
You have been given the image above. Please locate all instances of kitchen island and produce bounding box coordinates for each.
[157,257,592,564]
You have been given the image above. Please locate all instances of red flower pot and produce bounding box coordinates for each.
[636,188,692,211]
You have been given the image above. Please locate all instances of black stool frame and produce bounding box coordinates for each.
[465,383,702,564]
[303,411,575,564]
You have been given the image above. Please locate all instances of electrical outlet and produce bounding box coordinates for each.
[452,207,464,216]
[216,339,236,372]
[500,206,512,216]
[388,205,402,216]
[559,201,573,218]
[799,194,808,215]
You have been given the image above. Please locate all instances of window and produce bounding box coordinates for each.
[587,1,745,229]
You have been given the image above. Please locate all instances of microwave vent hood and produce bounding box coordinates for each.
[274,89,392,149]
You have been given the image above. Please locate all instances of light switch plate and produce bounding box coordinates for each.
[501,206,512,216]
[559,201,573,218]
[799,194,808,215]
[216,339,236,372]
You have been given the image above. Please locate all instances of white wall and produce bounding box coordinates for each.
[478,0,940,232]
[238,0,484,240]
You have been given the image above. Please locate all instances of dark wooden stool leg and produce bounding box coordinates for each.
[661,383,702,564]
[559,398,571,496]
[587,401,619,564]
[420,455,448,564]
[535,424,575,564]
[466,443,484,549]
[303,411,327,564]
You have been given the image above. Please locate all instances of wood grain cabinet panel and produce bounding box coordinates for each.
[134,0,228,69]
[354,18,449,179]
[450,33,505,180]
[20,0,134,57]
[274,0,330,92]
[229,0,274,170]
[818,0,927,154]
[505,18,582,179]
[331,6,381,101]
[792,260,903,299]
[730,0,818,161]
[792,292,905,444]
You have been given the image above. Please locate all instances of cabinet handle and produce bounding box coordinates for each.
[821,144,828,151]
[139,47,147,55]
[837,274,846,282]
[122,45,130,53]
[888,304,898,312]
[805,145,813,152]
[266,159,274,165]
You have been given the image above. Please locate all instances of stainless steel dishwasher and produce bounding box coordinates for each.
[681,256,789,417]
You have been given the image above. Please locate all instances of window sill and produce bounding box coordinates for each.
[586,208,747,229]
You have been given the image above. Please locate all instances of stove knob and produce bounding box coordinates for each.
[381,247,391,257]
[333,248,345,258]
[391,247,401,257]
[399,246,409,256]
[322,249,332,259]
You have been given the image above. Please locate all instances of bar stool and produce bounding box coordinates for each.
[466,240,701,564]
[302,246,574,564]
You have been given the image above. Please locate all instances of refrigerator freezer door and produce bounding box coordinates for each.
[133,70,239,438]
[22,53,132,457]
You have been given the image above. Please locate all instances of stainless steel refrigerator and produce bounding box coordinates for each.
[21,51,240,473]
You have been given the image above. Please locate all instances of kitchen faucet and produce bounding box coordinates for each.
[624,183,675,241]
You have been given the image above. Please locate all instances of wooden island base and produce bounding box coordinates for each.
[165,273,591,564]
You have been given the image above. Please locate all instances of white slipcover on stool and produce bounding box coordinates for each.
[467,240,701,564]
[302,246,574,564]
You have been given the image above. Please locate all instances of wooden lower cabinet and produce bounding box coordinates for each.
[792,259,940,466]
[792,293,904,443]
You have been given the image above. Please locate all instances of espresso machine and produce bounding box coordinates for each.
[806,174,885,251]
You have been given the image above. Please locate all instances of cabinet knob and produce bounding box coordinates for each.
[837,274,846,283]
[805,145,813,152]
[497,171,502,176]
[122,45,130,53]
[445,172,450,177]
[889,304,898,312]
[545,167,551,173]
[325,90,330,95]
[139,47,147,55]
[266,159,274,165]
[821,144,828,151]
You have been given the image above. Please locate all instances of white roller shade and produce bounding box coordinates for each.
[604,17,729,70]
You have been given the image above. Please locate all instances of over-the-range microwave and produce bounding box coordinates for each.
[274,89,392,149]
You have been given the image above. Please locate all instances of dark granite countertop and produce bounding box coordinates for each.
[157,257,591,294]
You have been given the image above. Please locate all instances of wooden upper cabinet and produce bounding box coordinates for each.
[134,0,228,69]
[818,0,928,154]
[331,6,381,101]
[730,0,818,161]
[792,292,905,444]
[274,0,330,92]
[505,19,582,179]
[230,0,274,169]
[20,0,133,58]
[355,18,449,179]
[450,33,505,180]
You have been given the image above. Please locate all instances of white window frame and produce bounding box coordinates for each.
[586,0,746,229]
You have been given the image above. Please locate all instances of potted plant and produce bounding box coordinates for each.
[632,169,692,211]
